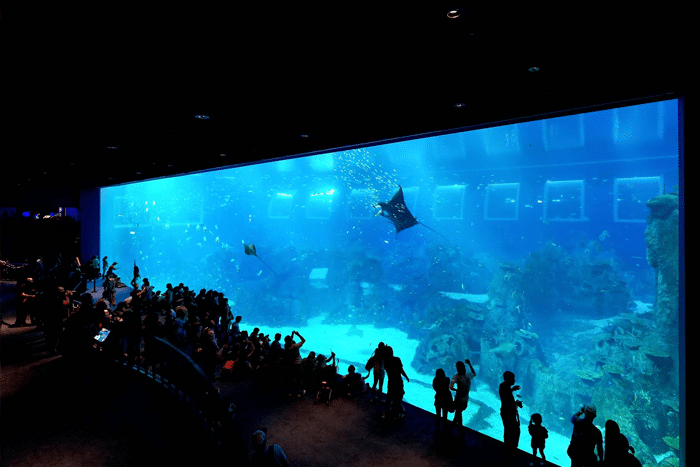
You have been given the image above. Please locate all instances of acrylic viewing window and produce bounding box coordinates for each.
[482,124,520,155]
[543,180,587,222]
[268,191,296,219]
[348,189,375,219]
[433,185,465,220]
[114,196,148,228]
[484,183,520,221]
[613,101,665,144]
[613,176,664,222]
[306,188,336,219]
[542,114,585,151]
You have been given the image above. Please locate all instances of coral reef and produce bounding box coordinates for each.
[644,193,680,387]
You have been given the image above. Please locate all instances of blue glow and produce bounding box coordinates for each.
[99,100,681,465]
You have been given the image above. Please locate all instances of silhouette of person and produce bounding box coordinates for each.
[383,346,409,419]
[130,261,141,289]
[366,342,386,403]
[567,404,603,466]
[528,413,548,462]
[499,371,523,460]
[449,359,476,431]
[250,428,289,467]
[433,368,452,430]
[102,256,108,278]
[603,419,642,467]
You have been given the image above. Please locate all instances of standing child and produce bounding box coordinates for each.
[528,413,548,463]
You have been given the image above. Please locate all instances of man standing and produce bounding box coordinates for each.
[383,346,409,419]
[499,371,523,460]
[567,404,604,466]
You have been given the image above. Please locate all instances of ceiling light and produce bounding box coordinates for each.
[106,146,118,150]
[529,66,540,73]
[446,9,461,19]
[195,115,210,120]
[453,103,466,108]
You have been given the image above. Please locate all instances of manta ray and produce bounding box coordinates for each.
[376,185,447,240]
[243,241,278,277]
[347,324,364,338]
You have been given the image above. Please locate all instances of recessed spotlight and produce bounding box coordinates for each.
[195,115,210,120]
[528,66,540,73]
[106,146,118,150]
[453,103,466,109]
[219,153,227,157]
[447,9,461,19]
[300,134,310,138]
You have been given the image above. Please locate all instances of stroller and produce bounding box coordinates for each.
[314,364,338,406]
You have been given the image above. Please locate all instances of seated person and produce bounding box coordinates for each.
[314,352,338,405]
[342,365,368,397]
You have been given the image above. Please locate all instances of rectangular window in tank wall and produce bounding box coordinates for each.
[433,185,465,220]
[613,101,665,144]
[543,180,587,222]
[306,188,336,219]
[542,114,585,151]
[484,183,520,221]
[613,176,664,222]
[268,191,296,219]
[348,189,376,219]
[482,124,520,155]
[114,196,147,228]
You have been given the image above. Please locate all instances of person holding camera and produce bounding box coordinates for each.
[568,403,604,466]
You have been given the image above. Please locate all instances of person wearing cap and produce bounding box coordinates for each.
[250,427,289,467]
[567,403,604,466]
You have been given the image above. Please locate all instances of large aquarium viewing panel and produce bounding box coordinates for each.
[99,99,682,467]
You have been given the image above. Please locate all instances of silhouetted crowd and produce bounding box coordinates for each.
[6,252,646,466]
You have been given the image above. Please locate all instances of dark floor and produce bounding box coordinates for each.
[1,280,560,466]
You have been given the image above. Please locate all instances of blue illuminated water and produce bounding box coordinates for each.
[100,100,681,466]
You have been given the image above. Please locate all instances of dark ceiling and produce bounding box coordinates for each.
[1,4,687,209]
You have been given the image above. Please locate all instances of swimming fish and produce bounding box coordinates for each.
[376,185,447,240]
[346,325,364,338]
[243,241,278,277]
[215,236,220,244]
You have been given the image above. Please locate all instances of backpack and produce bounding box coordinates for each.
[365,355,375,371]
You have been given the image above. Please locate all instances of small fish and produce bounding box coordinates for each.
[257,270,263,276]
[599,230,610,241]
[236,265,240,272]
[203,226,207,233]
[196,225,200,231]
[203,236,207,242]
[185,229,188,235]
[215,236,220,244]
[215,225,218,230]
[164,223,169,229]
